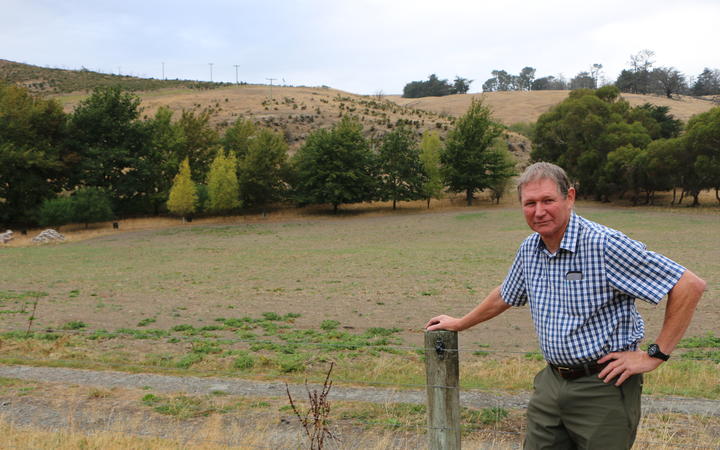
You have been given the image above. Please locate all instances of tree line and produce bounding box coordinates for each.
[402,74,472,98]
[532,86,720,206]
[0,82,516,228]
[416,50,720,98]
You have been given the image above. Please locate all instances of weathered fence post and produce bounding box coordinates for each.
[425,330,461,449]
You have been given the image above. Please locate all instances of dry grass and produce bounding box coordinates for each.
[389,90,717,125]
[1,407,718,449]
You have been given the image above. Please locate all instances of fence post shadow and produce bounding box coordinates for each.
[425,329,461,449]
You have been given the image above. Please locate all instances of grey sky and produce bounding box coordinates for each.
[2,0,718,94]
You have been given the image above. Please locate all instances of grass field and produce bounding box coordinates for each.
[0,202,718,395]
[1,201,718,448]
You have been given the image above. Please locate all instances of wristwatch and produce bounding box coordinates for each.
[647,343,670,361]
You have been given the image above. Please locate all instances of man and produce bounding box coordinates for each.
[425,162,706,449]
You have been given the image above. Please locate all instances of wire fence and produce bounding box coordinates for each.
[3,324,720,361]
[0,326,719,448]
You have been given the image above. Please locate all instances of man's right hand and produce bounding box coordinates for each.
[425,315,462,331]
[424,285,510,332]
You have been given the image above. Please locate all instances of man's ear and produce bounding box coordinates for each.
[567,187,576,203]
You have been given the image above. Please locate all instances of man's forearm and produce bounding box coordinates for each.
[425,285,511,332]
[655,269,706,354]
[456,286,511,331]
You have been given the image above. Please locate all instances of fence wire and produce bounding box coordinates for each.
[0,327,718,448]
[2,326,719,362]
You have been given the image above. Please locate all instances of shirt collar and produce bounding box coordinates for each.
[536,211,579,255]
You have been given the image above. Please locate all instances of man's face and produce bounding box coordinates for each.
[520,178,575,244]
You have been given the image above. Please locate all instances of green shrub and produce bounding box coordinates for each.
[175,353,203,368]
[320,320,340,331]
[61,320,87,330]
[36,196,74,227]
[71,187,114,227]
[276,354,305,373]
[233,352,255,370]
[137,318,156,327]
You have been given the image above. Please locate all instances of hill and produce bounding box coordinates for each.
[3,59,716,158]
[0,58,224,93]
[389,90,718,124]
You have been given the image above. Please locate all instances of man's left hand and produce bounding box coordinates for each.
[597,350,663,386]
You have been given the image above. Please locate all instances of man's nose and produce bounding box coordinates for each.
[534,204,545,217]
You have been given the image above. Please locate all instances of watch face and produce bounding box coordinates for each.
[648,344,669,360]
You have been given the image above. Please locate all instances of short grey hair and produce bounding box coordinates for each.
[517,162,571,200]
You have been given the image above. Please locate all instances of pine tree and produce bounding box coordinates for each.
[207,150,240,213]
[167,158,198,220]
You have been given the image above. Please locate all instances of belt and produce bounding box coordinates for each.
[550,361,608,380]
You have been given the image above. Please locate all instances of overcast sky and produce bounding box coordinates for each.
[2,0,718,95]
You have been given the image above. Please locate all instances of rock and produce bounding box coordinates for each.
[31,229,65,243]
[0,230,13,244]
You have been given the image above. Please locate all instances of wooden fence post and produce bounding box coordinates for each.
[425,330,461,449]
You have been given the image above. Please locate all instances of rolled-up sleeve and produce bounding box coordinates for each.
[604,233,685,304]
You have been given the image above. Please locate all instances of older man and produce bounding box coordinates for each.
[425,162,705,449]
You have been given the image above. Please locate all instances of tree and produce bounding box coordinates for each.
[36,196,74,228]
[532,86,656,199]
[651,67,686,98]
[71,187,114,228]
[0,83,68,227]
[167,158,198,219]
[628,49,655,94]
[482,70,518,92]
[590,64,604,87]
[440,99,507,205]
[685,107,720,204]
[644,138,682,204]
[570,71,596,90]
[452,76,473,94]
[614,70,636,93]
[517,67,536,91]
[628,103,682,140]
[207,150,240,213]
[292,116,377,213]
[222,117,258,158]
[531,75,567,91]
[601,145,646,204]
[67,85,150,216]
[419,131,444,208]
[143,106,185,215]
[174,108,220,182]
[237,127,289,208]
[402,74,457,98]
[486,138,518,204]
[691,68,720,96]
[377,126,426,210]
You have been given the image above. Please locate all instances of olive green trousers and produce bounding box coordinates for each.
[524,365,643,450]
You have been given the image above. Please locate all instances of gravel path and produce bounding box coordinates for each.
[1,364,719,417]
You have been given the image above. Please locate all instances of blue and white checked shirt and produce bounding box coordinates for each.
[501,212,685,366]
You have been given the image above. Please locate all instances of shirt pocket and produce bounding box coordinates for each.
[561,277,600,316]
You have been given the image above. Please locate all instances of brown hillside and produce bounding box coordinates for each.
[389,91,717,124]
[53,85,458,150]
